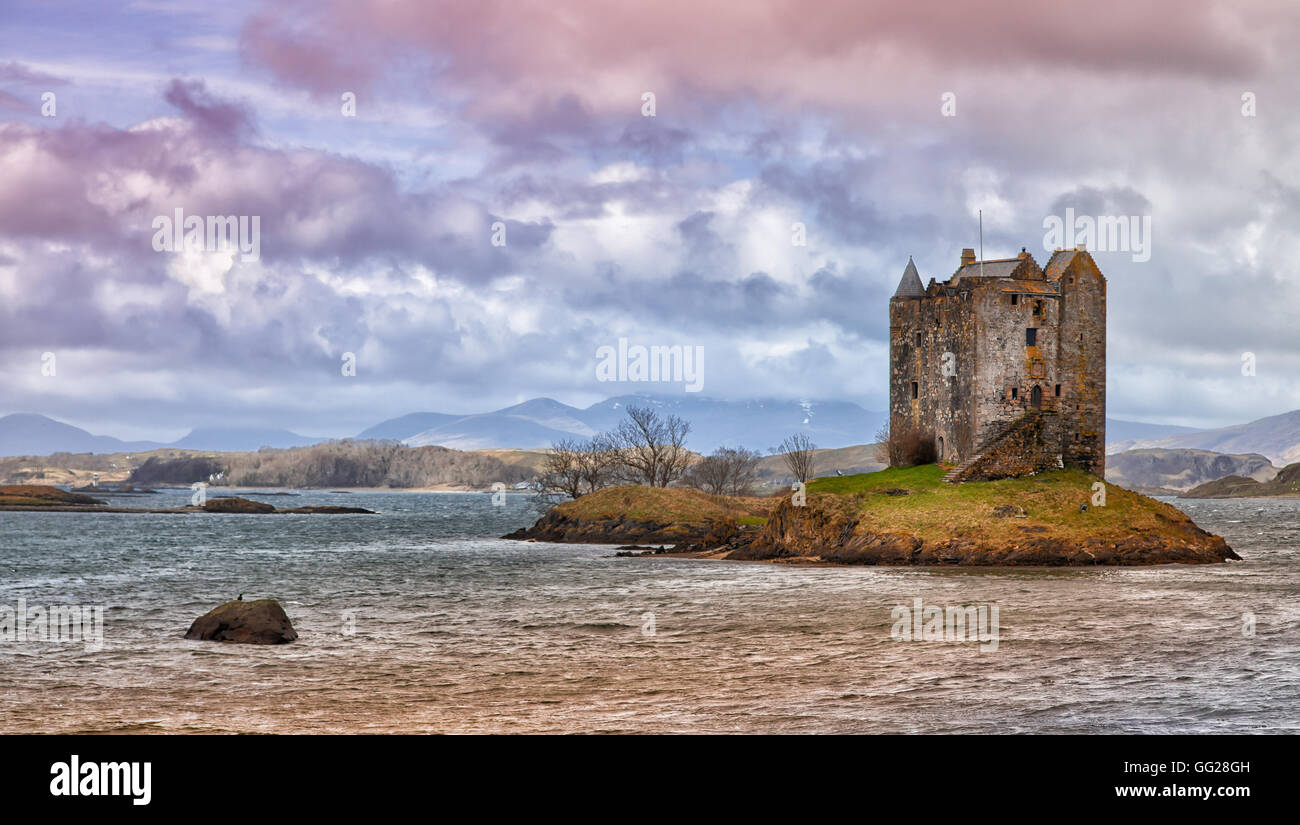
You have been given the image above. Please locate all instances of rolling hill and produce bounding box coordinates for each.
[1108,409,1300,466]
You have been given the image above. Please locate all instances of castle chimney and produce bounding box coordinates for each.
[961,248,976,266]
[1075,243,1086,251]
[1018,246,1028,259]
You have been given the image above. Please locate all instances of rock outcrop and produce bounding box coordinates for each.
[1182,461,1300,498]
[504,509,720,544]
[503,486,769,544]
[0,485,106,507]
[184,599,298,644]
[201,497,375,514]
[203,497,276,513]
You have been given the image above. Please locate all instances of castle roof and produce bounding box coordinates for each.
[999,279,1059,295]
[953,258,1023,280]
[1044,249,1080,281]
[951,253,1043,283]
[893,256,925,298]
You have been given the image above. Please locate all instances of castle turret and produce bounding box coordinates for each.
[893,256,925,298]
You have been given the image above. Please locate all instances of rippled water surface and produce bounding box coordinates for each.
[1,490,1297,733]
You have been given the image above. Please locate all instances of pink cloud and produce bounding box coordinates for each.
[240,0,1276,117]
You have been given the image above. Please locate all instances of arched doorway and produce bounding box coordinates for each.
[1030,385,1042,409]
[937,436,944,460]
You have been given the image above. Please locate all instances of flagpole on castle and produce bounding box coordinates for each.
[979,209,984,278]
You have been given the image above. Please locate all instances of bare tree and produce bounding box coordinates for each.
[657,414,692,487]
[538,435,623,499]
[873,420,891,465]
[684,452,729,494]
[725,447,762,496]
[873,419,937,467]
[608,405,692,487]
[776,433,817,483]
[685,446,761,496]
[576,433,618,493]
[540,438,587,499]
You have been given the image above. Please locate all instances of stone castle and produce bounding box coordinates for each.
[889,246,1106,482]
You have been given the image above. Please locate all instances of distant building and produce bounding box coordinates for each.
[889,246,1106,482]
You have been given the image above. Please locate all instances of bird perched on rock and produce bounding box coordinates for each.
[237,593,243,600]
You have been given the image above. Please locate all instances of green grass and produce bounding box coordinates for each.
[545,468,1202,549]
[806,464,1193,544]
[808,464,948,495]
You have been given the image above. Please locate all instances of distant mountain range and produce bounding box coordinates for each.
[1103,419,1199,447]
[2,396,883,456]
[0,413,319,457]
[4,398,1300,461]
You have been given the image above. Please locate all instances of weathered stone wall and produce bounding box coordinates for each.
[971,283,1062,453]
[1050,253,1106,475]
[890,285,976,463]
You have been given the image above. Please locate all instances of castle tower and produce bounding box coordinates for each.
[888,247,1105,480]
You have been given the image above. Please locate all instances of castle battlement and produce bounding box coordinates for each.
[889,246,1106,481]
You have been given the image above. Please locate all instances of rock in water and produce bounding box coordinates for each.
[202,497,275,513]
[184,599,298,644]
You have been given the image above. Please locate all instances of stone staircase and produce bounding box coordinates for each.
[944,408,1056,484]
[942,453,984,484]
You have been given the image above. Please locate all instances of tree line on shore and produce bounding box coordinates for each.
[125,441,533,488]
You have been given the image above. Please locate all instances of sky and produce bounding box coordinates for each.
[1,0,1299,441]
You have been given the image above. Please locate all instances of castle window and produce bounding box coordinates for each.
[915,332,921,347]
[911,381,919,399]
[1033,300,1042,315]
[1010,294,1019,305]
[1026,328,1037,346]
[1010,387,1018,400]
[1055,384,1062,397]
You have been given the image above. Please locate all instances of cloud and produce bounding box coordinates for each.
[163,78,255,139]
[4,1,1300,439]
[0,61,70,87]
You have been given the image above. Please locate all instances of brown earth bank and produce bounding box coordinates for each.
[721,498,1237,566]
[505,468,1239,566]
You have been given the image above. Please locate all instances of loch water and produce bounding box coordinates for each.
[1,490,1296,733]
